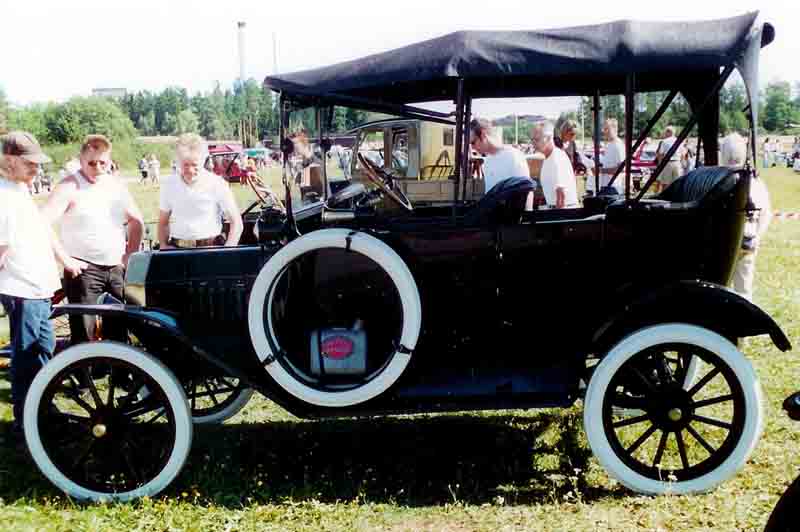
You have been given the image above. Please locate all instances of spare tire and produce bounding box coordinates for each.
[248,228,421,407]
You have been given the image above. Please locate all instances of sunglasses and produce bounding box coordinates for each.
[87,160,110,168]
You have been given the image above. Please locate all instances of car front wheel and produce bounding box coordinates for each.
[23,342,193,501]
[583,323,763,495]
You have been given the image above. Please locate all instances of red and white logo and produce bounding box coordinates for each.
[321,336,354,360]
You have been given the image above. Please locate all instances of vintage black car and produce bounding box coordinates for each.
[21,13,791,502]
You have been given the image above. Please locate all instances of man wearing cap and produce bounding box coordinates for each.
[158,133,242,249]
[42,134,144,345]
[0,131,84,437]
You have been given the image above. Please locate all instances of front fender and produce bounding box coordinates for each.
[50,304,257,387]
[592,280,791,353]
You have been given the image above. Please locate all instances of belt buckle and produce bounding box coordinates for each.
[176,238,197,248]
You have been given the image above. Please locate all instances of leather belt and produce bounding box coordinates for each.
[168,236,222,248]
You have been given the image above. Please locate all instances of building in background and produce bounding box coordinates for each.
[92,88,127,99]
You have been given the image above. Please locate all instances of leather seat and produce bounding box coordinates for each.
[465,177,536,225]
[657,166,741,205]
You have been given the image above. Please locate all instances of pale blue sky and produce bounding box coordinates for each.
[1,0,796,119]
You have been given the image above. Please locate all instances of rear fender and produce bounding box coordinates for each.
[592,280,791,353]
[51,304,256,388]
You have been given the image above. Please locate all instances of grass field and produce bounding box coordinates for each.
[0,167,799,531]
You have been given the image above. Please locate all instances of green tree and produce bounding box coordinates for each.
[8,104,51,142]
[176,108,199,134]
[763,81,795,132]
[138,110,156,136]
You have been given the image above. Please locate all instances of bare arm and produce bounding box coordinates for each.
[555,187,566,209]
[40,178,77,223]
[0,245,8,270]
[220,184,243,247]
[123,201,145,266]
[158,210,172,250]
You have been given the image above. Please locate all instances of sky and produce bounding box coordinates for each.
[1,0,797,120]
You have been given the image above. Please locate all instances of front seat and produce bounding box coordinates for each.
[465,177,536,226]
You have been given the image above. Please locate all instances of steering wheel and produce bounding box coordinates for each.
[357,153,414,212]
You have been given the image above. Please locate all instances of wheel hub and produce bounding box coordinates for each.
[92,423,107,438]
[667,408,683,422]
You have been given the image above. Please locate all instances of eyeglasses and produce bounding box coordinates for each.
[87,160,110,168]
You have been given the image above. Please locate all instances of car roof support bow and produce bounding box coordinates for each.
[635,63,736,201]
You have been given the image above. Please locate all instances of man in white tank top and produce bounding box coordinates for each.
[158,133,242,249]
[42,134,144,344]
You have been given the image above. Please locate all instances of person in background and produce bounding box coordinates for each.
[138,156,149,184]
[0,132,83,439]
[762,137,771,168]
[148,153,161,185]
[588,118,625,195]
[532,121,579,209]
[468,117,530,192]
[158,133,243,249]
[654,126,684,193]
[42,134,144,345]
[722,132,771,302]
[555,120,586,175]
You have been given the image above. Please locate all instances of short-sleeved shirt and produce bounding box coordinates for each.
[0,178,61,299]
[657,136,682,162]
[483,147,530,192]
[160,170,239,240]
[540,147,579,208]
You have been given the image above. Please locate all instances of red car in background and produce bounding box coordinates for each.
[207,143,249,183]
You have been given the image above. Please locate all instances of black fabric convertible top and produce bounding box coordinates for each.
[264,12,772,103]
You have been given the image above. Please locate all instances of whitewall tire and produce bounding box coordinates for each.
[583,323,763,495]
[24,342,193,502]
[248,229,421,407]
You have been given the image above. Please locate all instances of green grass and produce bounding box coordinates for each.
[1,167,799,531]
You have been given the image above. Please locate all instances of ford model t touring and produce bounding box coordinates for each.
[21,13,790,501]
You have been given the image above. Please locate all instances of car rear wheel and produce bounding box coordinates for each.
[23,342,192,502]
[185,376,254,424]
[584,323,762,495]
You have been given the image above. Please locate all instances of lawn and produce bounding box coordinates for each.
[0,167,799,531]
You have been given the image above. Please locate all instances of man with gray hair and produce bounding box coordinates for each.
[159,133,243,249]
[469,117,530,192]
[722,132,771,302]
[532,121,578,209]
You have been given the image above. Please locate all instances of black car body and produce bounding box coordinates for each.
[24,12,791,502]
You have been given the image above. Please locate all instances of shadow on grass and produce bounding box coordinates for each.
[0,411,628,507]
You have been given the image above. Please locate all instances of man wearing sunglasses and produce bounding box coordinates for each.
[42,134,144,345]
[469,117,530,194]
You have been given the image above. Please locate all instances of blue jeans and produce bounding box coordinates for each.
[0,295,54,429]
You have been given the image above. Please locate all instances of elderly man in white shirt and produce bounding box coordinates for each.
[159,133,243,249]
[723,132,771,302]
[469,117,530,192]
[532,121,579,209]
[585,119,625,196]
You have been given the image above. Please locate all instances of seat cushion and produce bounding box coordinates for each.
[465,177,536,225]
[657,166,740,205]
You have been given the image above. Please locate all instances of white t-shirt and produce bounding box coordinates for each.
[160,170,239,240]
[0,178,61,299]
[60,172,134,266]
[586,138,625,193]
[540,147,579,208]
[482,147,530,192]
[657,136,682,162]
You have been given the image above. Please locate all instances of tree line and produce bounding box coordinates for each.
[1,80,798,147]
[0,79,370,146]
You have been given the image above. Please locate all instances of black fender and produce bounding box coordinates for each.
[591,280,791,353]
[50,303,259,389]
